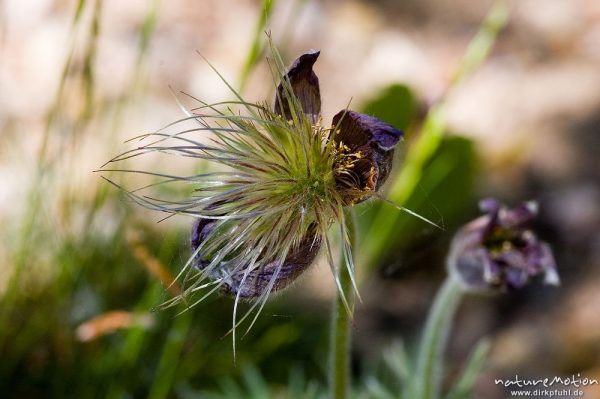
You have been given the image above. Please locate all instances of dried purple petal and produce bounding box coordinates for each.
[331,110,403,204]
[191,218,218,270]
[274,50,321,124]
[452,247,494,290]
[478,197,501,215]
[447,198,560,292]
[496,200,538,230]
[191,220,321,298]
[221,231,321,298]
[537,242,560,285]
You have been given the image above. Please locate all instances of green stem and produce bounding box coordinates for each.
[415,276,463,399]
[330,210,357,399]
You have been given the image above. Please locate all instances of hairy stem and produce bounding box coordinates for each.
[415,276,463,399]
[329,210,357,399]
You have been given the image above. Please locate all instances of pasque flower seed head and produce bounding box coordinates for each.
[102,41,406,335]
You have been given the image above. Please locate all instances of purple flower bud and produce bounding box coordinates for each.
[447,198,560,292]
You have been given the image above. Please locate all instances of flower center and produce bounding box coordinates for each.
[484,226,526,257]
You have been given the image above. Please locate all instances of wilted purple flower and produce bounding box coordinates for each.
[331,110,401,205]
[447,198,560,292]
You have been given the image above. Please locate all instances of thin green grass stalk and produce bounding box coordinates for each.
[50,0,104,294]
[96,0,160,193]
[449,1,510,86]
[414,277,462,399]
[80,0,101,120]
[383,341,413,397]
[359,0,510,275]
[39,0,97,165]
[445,339,491,399]
[330,209,357,399]
[238,0,277,92]
[241,366,271,398]
[73,0,88,22]
[83,0,160,233]
[278,0,308,53]
[137,0,160,67]
[107,234,185,399]
[147,310,193,399]
[105,278,167,398]
[60,0,103,232]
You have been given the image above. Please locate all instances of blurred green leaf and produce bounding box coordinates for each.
[445,339,491,399]
[363,376,398,399]
[356,134,478,276]
[238,0,277,91]
[357,0,509,274]
[383,340,414,396]
[361,84,417,131]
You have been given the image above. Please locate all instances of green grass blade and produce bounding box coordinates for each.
[445,339,491,399]
[238,0,277,92]
[147,311,193,399]
[383,340,414,394]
